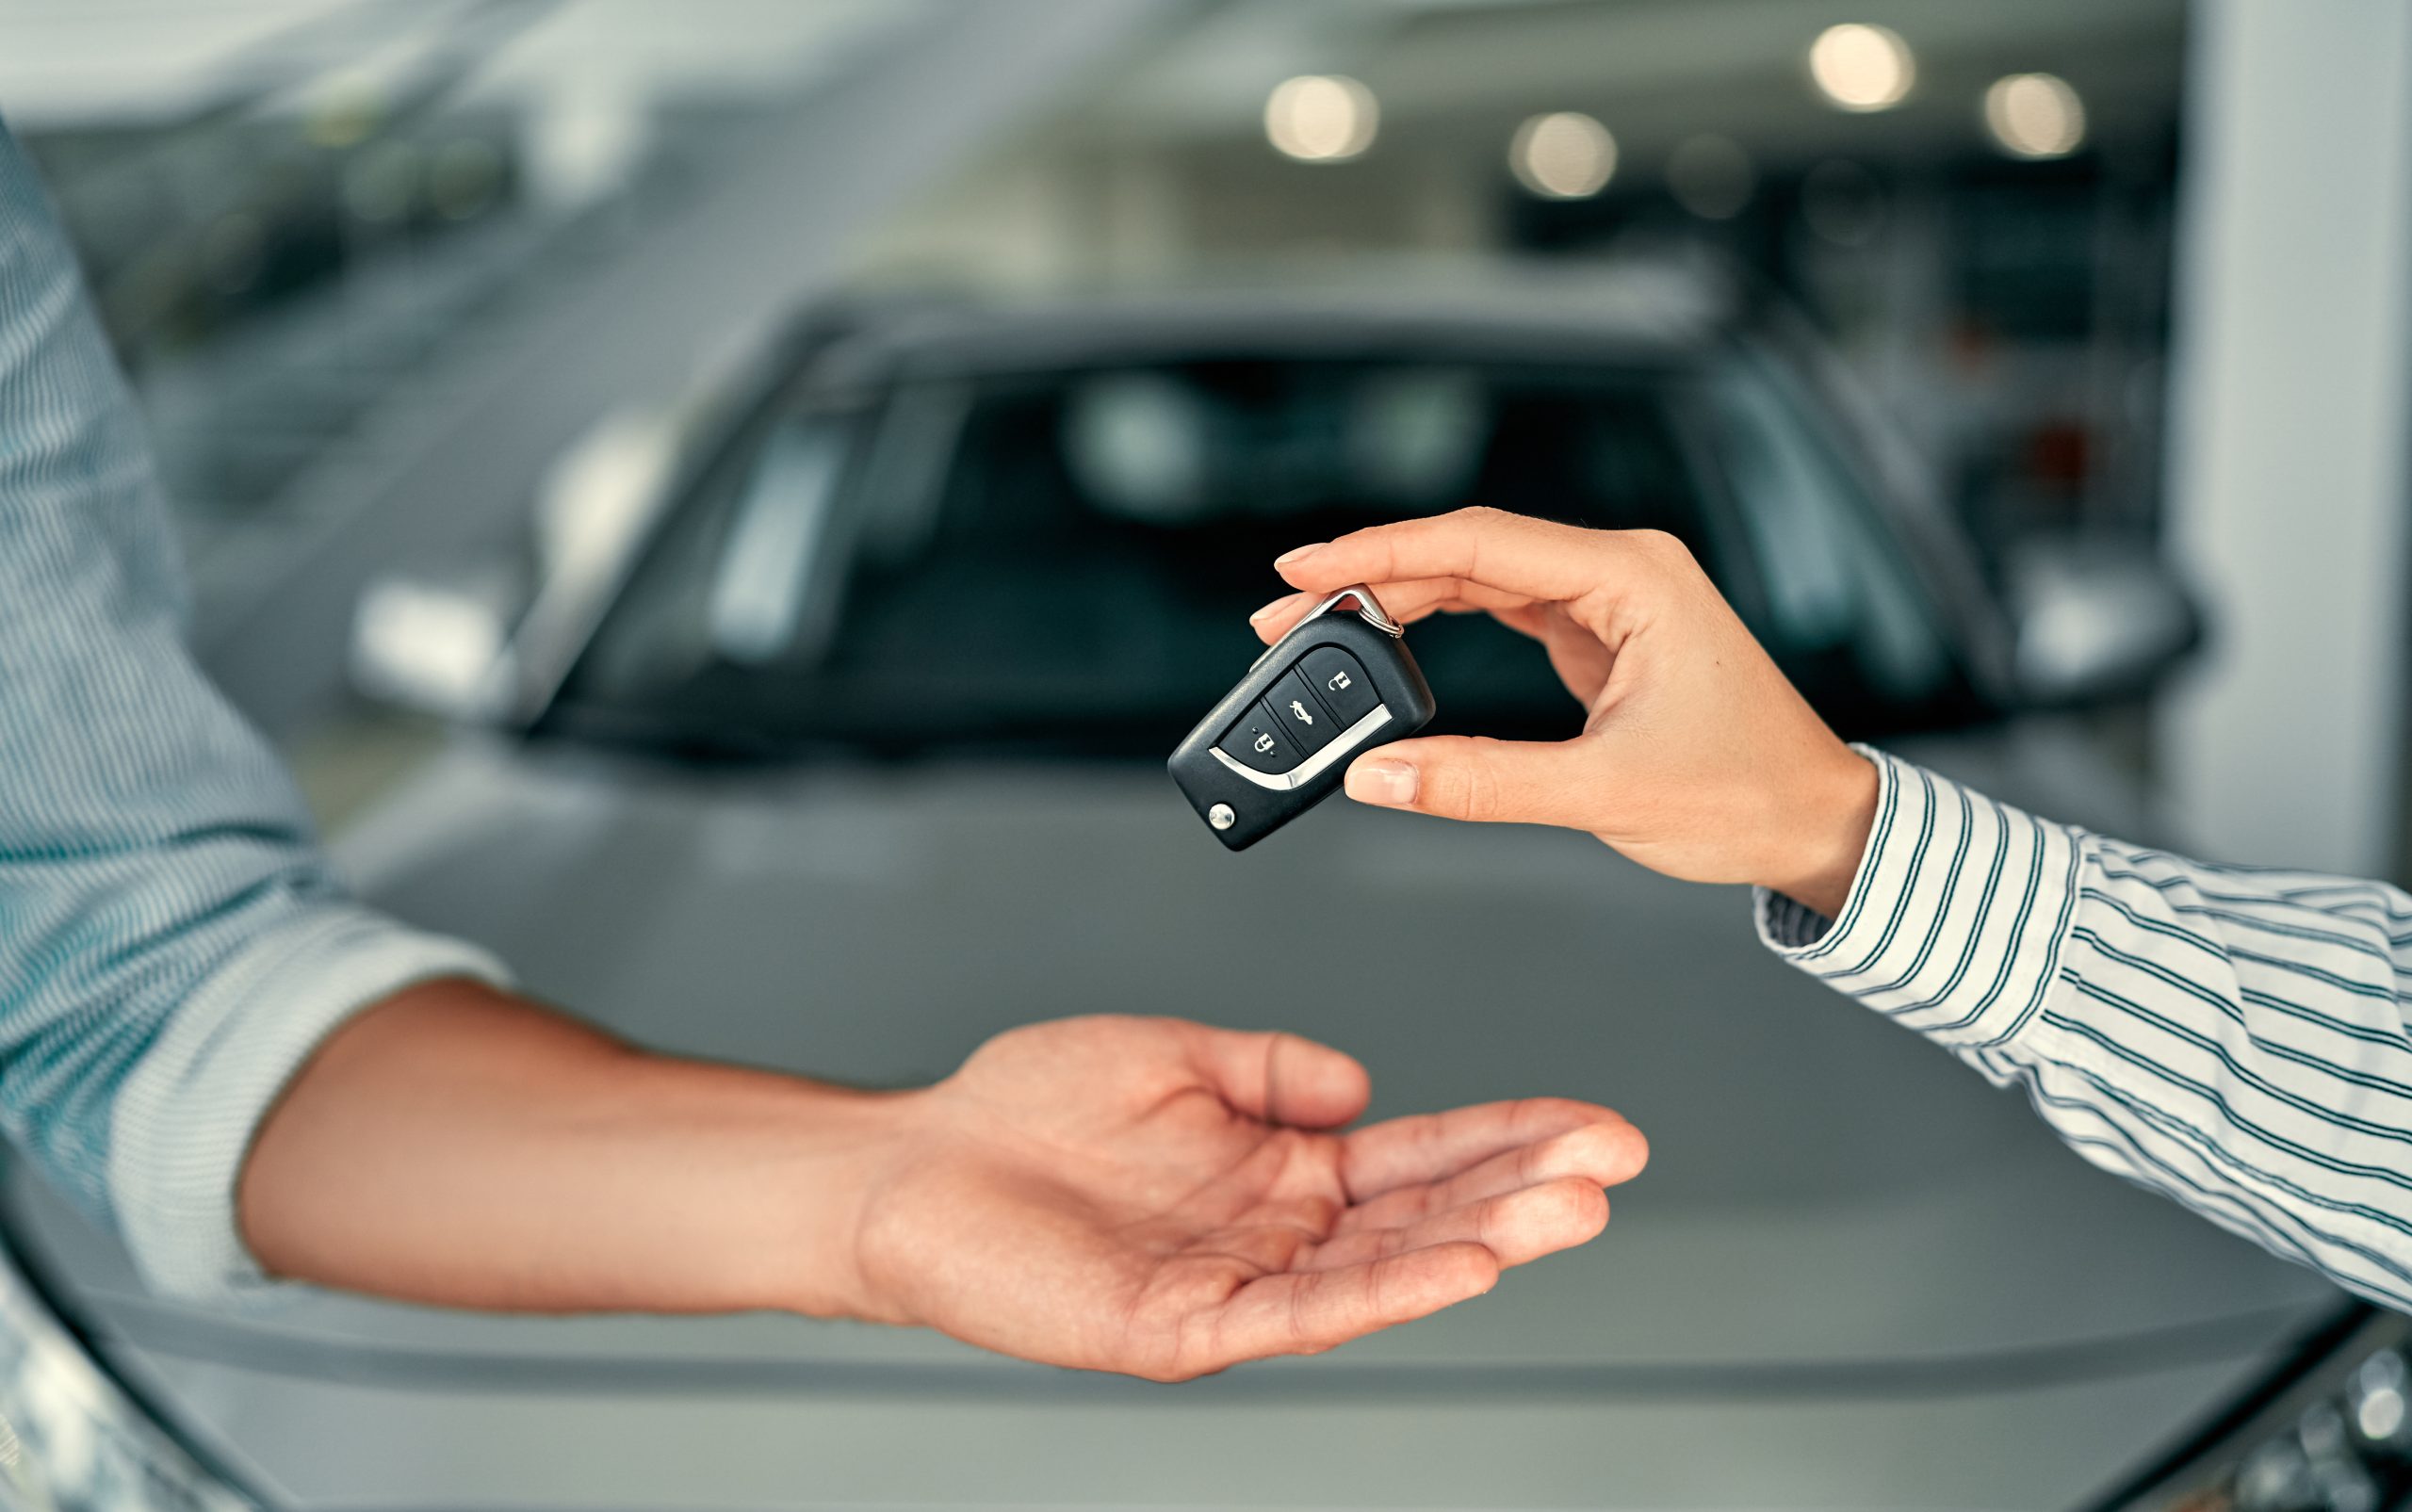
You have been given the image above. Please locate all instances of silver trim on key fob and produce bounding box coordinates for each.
[1208,704,1393,790]
[1312,585,1404,637]
[1244,583,1404,674]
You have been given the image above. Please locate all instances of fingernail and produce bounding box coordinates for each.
[1275,543,1326,567]
[1346,760,1417,806]
[1248,596,1292,623]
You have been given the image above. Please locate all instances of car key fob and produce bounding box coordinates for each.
[1168,585,1436,851]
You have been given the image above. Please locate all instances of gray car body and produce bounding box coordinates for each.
[7,276,2344,1510]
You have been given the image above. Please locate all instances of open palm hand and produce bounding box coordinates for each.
[851,1016,1647,1380]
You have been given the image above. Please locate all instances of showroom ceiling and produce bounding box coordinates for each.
[0,0,916,125]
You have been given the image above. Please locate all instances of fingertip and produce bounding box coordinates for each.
[1609,1122,1650,1184]
[1554,1119,1651,1187]
[1276,557,1348,592]
[1334,1053,1376,1122]
[1563,1178,1612,1243]
[1275,1032,1372,1129]
[1248,592,1309,642]
[1344,756,1419,808]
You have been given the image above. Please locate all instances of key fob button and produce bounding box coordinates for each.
[1298,647,1377,724]
[1219,702,1301,774]
[1167,584,1436,850]
[1264,670,1338,755]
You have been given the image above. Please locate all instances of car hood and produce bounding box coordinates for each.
[92,728,2315,1353]
[10,728,2330,1388]
[8,724,2343,1507]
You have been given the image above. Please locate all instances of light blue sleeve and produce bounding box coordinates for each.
[0,124,507,1303]
[1759,746,2412,1312]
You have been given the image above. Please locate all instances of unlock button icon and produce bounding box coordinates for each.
[1297,646,1377,725]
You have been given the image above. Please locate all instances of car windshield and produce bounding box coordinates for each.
[551,346,1981,756]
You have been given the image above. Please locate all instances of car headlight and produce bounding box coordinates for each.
[2097,1306,2412,1512]
[0,1229,255,1511]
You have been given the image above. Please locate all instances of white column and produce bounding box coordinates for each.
[2159,0,2412,875]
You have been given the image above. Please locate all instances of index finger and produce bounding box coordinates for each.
[1274,507,1629,606]
[1247,577,1539,644]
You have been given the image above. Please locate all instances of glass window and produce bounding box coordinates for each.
[560,352,1973,756]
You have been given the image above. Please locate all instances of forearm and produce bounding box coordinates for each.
[238,978,911,1318]
[1759,749,2412,1310]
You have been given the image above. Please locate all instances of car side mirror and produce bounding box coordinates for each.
[346,406,678,727]
[2007,536,2204,709]
[348,561,530,723]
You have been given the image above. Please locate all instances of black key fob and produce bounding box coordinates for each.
[1168,586,1436,851]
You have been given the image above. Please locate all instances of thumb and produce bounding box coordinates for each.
[1344,736,1602,830]
[1188,1026,1372,1130]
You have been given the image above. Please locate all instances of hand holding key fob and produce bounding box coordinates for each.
[1168,586,1436,851]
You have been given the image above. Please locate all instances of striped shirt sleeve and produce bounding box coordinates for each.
[0,125,511,1303]
[1758,746,2412,1313]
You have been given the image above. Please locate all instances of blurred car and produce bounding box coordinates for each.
[2,262,2400,1512]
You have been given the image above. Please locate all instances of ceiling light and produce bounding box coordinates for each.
[1265,74,1377,163]
[1809,24,1914,112]
[1510,111,1616,199]
[1984,73,2086,159]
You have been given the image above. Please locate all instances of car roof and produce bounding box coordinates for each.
[794,259,1745,383]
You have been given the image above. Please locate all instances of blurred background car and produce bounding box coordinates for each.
[2,0,2409,1508]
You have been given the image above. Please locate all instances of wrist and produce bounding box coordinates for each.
[754,1081,932,1323]
[1760,745,1879,920]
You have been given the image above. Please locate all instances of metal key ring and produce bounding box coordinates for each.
[1295,583,1404,638]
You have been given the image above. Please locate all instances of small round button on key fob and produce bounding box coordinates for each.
[1166,587,1437,851]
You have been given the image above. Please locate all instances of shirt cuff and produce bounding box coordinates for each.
[106,905,510,1306]
[1752,745,2087,1050]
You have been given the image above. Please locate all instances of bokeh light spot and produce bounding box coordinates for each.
[1510,112,1617,199]
[1265,74,1378,163]
[1809,24,1915,112]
